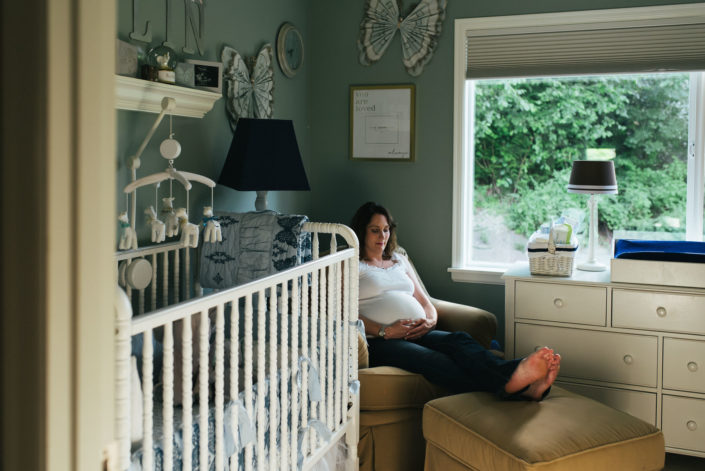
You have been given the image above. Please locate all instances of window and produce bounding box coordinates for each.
[450,5,705,284]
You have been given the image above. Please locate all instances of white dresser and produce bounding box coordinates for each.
[503,263,705,457]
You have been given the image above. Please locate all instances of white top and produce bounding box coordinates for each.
[359,253,426,326]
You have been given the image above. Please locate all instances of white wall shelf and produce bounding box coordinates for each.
[115,75,221,118]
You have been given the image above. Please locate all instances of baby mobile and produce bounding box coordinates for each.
[118,97,222,251]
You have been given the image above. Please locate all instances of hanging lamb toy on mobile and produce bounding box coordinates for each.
[176,207,199,248]
[145,205,166,243]
[118,97,219,251]
[118,211,138,250]
[162,196,180,237]
[202,206,222,243]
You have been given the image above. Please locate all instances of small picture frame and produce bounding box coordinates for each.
[185,59,223,93]
[350,84,415,161]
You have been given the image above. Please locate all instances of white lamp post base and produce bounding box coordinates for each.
[576,193,607,272]
[577,260,607,272]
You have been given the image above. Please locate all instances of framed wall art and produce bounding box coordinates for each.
[350,84,415,161]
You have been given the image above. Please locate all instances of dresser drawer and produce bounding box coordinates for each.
[557,381,656,425]
[662,395,705,453]
[612,289,705,335]
[515,281,606,326]
[515,323,658,387]
[663,338,705,394]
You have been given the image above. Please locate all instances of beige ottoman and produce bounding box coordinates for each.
[423,387,664,471]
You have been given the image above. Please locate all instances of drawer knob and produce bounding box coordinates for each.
[687,420,698,431]
[656,306,667,317]
[553,298,564,308]
[688,361,699,372]
[623,354,634,365]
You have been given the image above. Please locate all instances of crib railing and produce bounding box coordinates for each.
[115,222,359,471]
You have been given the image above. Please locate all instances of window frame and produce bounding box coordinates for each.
[451,6,705,285]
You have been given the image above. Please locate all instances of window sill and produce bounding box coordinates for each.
[448,266,506,285]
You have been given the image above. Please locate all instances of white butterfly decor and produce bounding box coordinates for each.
[357,0,447,77]
[221,44,274,131]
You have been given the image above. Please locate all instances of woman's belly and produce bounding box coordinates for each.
[359,291,426,326]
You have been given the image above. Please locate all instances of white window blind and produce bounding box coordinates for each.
[465,4,705,79]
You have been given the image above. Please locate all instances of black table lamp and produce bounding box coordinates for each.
[218,118,310,211]
[567,160,618,272]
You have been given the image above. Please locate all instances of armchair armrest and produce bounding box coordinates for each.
[431,298,497,349]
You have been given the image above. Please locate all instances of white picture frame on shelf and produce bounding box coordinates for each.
[185,59,222,93]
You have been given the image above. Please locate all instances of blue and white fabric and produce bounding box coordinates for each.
[199,211,312,289]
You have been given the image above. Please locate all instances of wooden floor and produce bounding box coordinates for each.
[664,452,704,470]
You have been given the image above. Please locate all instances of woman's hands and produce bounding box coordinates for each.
[404,317,436,340]
[383,317,437,340]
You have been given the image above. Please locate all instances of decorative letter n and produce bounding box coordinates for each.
[183,0,205,56]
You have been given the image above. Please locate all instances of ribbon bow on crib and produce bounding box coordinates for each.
[224,400,256,457]
[297,356,322,402]
[297,420,333,470]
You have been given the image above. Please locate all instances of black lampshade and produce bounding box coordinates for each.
[567,160,618,194]
[218,118,310,191]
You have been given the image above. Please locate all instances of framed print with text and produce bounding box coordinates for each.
[350,84,415,161]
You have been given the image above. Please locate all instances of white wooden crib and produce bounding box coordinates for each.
[114,222,360,471]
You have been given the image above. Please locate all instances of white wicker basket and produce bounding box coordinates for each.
[527,241,578,276]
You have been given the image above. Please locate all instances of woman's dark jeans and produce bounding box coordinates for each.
[367,330,522,396]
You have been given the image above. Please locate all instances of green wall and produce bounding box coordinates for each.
[116,0,702,345]
[307,0,702,344]
[116,0,311,244]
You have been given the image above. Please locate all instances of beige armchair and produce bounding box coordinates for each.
[357,248,499,471]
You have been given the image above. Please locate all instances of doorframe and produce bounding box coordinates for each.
[1,1,116,470]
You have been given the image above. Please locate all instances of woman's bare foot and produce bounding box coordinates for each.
[523,353,561,401]
[504,347,552,394]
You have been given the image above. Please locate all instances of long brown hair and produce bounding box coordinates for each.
[350,202,398,260]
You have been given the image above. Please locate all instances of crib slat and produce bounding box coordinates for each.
[310,268,319,452]
[280,280,289,471]
[290,275,300,469]
[257,289,266,471]
[215,303,225,471]
[327,263,335,431]
[114,288,132,471]
[138,288,145,316]
[244,294,254,471]
[268,287,278,471]
[312,232,319,260]
[151,253,157,312]
[342,259,350,422]
[301,269,310,460]
[229,298,240,471]
[143,329,154,471]
[319,267,328,447]
[198,309,209,470]
[335,260,343,427]
[163,321,174,471]
[182,316,193,471]
[162,252,169,308]
[174,248,180,305]
[184,247,191,301]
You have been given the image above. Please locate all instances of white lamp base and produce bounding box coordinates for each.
[577,260,607,272]
[254,191,268,211]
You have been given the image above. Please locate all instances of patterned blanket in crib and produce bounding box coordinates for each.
[199,211,312,289]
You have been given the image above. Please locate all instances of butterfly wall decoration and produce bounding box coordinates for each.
[222,44,274,131]
[357,0,447,77]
